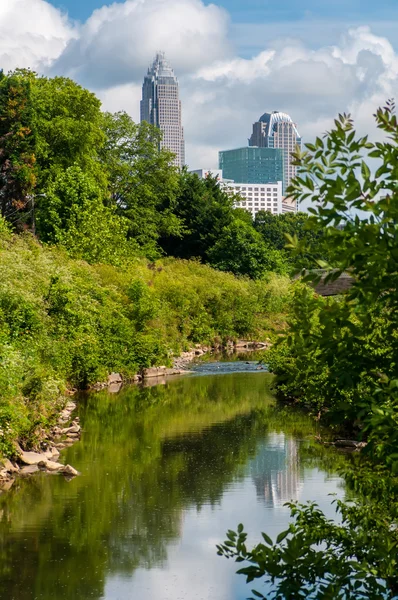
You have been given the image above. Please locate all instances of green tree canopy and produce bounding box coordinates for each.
[253,210,327,269]
[159,171,235,261]
[31,74,105,188]
[208,219,289,279]
[100,111,182,257]
[36,165,134,264]
[0,70,37,225]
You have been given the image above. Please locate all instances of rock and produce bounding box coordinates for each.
[62,464,79,477]
[108,372,123,384]
[91,381,107,391]
[0,469,9,480]
[20,451,47,466]
[3,459,18,473]
[235,340,249,348]
[13,442,23,455]
[334,440,367,449]
[142,366,166,378]
[108,382,123,394]
[142,366,188,379]
[61,424,80,435]
[54,443,66,449]
[37,461,79,476]
[66,432,80,439]
[37,460,62,472]
[0,479,14,491]
[44,448,60,461]
[20,465,39,476]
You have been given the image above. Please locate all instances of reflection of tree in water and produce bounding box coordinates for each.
[0,373,334,600]
[249,433,302,507]
[0,374,273,600]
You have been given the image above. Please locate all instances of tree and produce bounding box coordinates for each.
[219,102,398,598]
[36,165,134,264]
[208,220,288,279]
[0,70,106,231]
[0,70,37,226]
[100,111,181,257]
[32,74,105,189]
[253,210,327,268]
[159,171,235,260]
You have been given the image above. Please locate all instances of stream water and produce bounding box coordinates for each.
[0,360,347,600]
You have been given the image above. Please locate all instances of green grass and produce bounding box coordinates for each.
[0,227,291,458]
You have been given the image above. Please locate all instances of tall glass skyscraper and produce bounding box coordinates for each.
[249,111,302,192]
[219,147,284,185]
[140,52,185,168]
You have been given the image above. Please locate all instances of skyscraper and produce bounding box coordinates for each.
[219,146,284,185]
[249,111,302,192]
[140,52,185,168]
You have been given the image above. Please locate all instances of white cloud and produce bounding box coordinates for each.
[181,26,398,167]
[98,82,142,121]
[51,0,232,88]
[1,1,398,170]
[0,0,75,72]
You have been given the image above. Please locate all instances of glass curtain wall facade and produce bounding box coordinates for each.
[249,111,301,193]
[140,52,185,168]
[219,147,284,185]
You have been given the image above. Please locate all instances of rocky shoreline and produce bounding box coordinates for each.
[0,400,80,492]
[0,340,271,492]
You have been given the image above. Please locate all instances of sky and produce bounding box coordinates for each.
[1,0,398,168]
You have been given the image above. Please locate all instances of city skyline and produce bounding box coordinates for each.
[1,1,397,169]
[249,112,302,193]
[140,52,185,169]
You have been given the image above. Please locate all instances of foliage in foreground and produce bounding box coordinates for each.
[0,224,290,457]
[218,497,398,599]
[220,103,398,598]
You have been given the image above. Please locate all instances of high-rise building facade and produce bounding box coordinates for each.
[249,111,301,192]
[227,182,283,218]
[140,52,185,168]
[219,147,284,185]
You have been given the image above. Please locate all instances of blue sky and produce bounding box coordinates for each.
[3,0,398,168]
[50,0,398,24]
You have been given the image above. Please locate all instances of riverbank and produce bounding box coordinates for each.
[0,365,349,599]
[0,229,289,462]
[0,400,80,490]
[0,340,274,490]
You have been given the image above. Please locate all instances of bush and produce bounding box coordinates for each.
[0,234,291,457]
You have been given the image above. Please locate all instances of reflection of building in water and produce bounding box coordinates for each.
[249,433,303,507]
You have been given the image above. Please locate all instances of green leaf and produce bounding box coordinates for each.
[361,161,371,180]
[261,533,273,546]
[276,530,289,544]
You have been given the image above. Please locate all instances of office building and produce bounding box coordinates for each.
[228,181,283,218]
[219,147,284,186]
[249,111,302,192]
[190,168,283,218]
[141,52,185,168]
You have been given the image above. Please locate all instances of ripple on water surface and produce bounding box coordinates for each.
[0,364,347,600]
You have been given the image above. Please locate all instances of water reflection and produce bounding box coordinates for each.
[250,435,302,507]
[0,370,346,600]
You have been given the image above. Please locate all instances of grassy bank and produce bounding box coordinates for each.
[0,226,290,458]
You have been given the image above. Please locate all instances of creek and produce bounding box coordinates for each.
[0,359,348,600]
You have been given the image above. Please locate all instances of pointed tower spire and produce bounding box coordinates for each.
[140,52,185,168]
